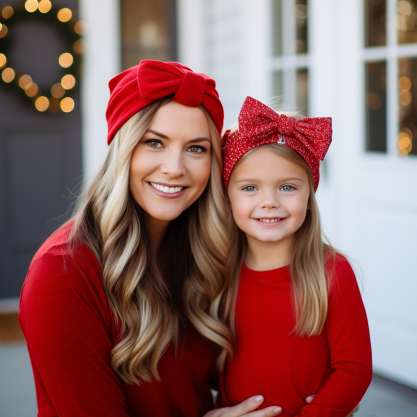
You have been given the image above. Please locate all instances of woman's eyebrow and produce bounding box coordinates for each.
[146,129,169,139]
[146,129,210,143]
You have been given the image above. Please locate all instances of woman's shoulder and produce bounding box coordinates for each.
[23,220,102,297]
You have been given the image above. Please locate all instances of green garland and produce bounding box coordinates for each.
[0,3,82,113]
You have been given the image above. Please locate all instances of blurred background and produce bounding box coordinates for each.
[0,0,416,416]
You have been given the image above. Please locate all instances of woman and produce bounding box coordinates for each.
[19,60,281,417]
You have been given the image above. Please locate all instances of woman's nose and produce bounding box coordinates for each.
[160,150,186,178]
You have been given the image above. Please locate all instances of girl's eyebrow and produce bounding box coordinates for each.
[145,129,211,143]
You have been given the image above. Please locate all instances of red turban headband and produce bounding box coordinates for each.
[222,97,332,190]
[106,59,224,144]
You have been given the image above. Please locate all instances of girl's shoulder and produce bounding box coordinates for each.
[325,251,360,297]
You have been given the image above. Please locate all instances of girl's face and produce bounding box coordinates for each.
[227,146,310,249]
[130,101,212,227]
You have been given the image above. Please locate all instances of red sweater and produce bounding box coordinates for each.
[220,255,372,417]
[19,222,219,417]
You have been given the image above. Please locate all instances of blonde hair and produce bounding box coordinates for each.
[70,99,233,383]
[227,144,335,336]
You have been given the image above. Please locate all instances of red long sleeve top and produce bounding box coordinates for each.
[19,222,219,417]
[220,254,372,417]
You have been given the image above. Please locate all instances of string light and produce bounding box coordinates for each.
[1,6,15,20]
[61,74,76,90]
[51,83,65,98]
[397,130,413,155]
[58,52,74,68]
[1,67,15,83]
[34,96,50,112]
[57,8,72,23]
[24,0,38,13]
[0,53,7,68]
[73,39,84,55]
[25,83,39,97]
[73,20,83,35]
[60,97,75,113]
[38,0,52,14]
[18,74,33,90]
[0,23,8,39]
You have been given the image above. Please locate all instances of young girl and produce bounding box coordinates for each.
[220,96,372,417]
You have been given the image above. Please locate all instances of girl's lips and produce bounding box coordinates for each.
[252,217,286,225]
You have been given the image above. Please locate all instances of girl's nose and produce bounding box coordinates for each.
[260,190,280,209]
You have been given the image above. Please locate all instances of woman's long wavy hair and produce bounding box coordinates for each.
[227,144,336,336]
[69,99,233,383]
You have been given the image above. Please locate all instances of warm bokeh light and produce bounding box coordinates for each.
[24,0,38,13]
[73,39,84,55]
[61,74,76,90]
[51,83,65,98]
[38,0,52,14]
[0,53,7,68]
[73,20,84,35]
[25,83,39,97]
[399,75,412,91]
[397,130,413,155]
[34,96,50,112]
[57,8,73,23]
[58,52,74,68]
[0,23,8,39]
[60,97,75,113]
[400,91,412,106]
[18,74,33,90]
[1,6,15,20]
[1,67,15,83]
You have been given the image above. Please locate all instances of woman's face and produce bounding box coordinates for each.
[130,101,212,228]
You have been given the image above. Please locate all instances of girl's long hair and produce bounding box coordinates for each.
[70,99,233,383]
[227,144,335,336]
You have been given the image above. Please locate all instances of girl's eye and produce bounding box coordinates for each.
[241,185,257,192]
[144,139,163,149]
[187,145,207,154]
[281,184,296,192]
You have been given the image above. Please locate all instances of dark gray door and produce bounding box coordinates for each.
[0,0,82,299]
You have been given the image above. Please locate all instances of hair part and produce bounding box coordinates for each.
[70,99,233,383]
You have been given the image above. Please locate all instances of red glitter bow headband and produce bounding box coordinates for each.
[222,96,332,190]
[106,60,224,143]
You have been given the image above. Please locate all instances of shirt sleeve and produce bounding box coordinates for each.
[296,255,373,417]
[19,251,132,417]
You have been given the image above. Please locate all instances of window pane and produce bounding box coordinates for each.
[364,0,387,47]
[398,58,417,155]
[296,0,308,54]
[271,69,308,115]
[296,68,309,115]
[121,0,176,68]
[272,0,308,56]
[397,0,417,44]
[365,61,387,152]
[272,0,283,56]
[272,70,284,100]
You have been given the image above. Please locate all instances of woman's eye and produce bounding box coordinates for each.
[144,139,163,149]
[281,184,296,192]
[187,145,207,154]
[241,185,257,192]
